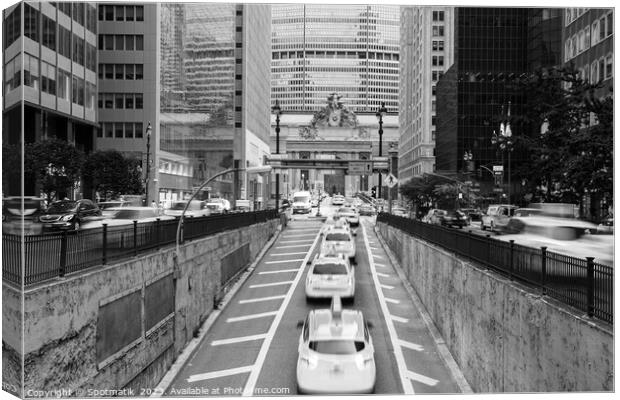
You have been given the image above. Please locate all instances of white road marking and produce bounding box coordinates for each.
[370,246,380,250]
[270,251,308,256]
[406,370,440,387]
[249,281,294,289]
[238,295,286,304]
[187,365,253,383]
[373,254,385,259]
[385,297,400,304]
[258,269,298,275]
[226,311,278,323]
[288,228,318,232]
[276,244,311,249]
[381,284,395,290]
[391,315,409,324]
[375,263,387,268]
[362,225,415,394]
[399,339,424,352]
[376,271,390,278]
[285,234,317,238]
[265,258,305,264]
[279,239,314,244]
[211,334,268,346]
[242,227,323,396]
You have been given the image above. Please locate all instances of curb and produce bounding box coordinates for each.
[373,224,474,394]
[150,223,285,397]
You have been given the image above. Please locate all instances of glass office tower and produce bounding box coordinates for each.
[272,4,400,113]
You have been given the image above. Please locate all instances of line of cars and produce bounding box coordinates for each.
[296,207,376,394]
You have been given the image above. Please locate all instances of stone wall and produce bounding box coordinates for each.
[2,219,278,395]
[377,222,613,392]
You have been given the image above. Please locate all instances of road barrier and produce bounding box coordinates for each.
[377,213,613,325]
[2,210,279,286]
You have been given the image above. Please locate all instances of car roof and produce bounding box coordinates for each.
[308,298,364,341]
[106,206,158,211]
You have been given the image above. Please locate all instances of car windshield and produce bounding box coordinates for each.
[206,204,220,210]
[170,201,201,211]
[47,202,78,213]
[313,263,348,275]
[294,196,310,203]
[109,209,157,220]
[309,340,365,354]
[325,233,350,241]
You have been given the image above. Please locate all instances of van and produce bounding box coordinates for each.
[292,191,312,214]
[481,204,518,232]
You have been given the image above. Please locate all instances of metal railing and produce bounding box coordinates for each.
[2,210,279,286]
[377,213,613,324]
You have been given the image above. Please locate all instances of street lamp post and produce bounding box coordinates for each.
[375,102,387,199]
[491,102,514,203]
[144,122,152,205]
[271,100,282,211]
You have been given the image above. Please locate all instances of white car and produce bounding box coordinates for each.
[81,207,175,229]
[208,198,231,212]
[321,224,356,262]
[306,253,355,302]
[296,296,376,394]
[164,200,211,218]
[332,195,345,206]
[292,191,313,214]
[337,207,359,227]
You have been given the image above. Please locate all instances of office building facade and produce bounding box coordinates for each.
[271,4,400,114]
[3,1,98,196]
[96,2,159,204]
[398,6,455,184]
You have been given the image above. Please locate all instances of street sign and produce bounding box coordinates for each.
[493,165,504,172]
[384,173,398,188]
[373,156,389,171]
[348,161,373,175]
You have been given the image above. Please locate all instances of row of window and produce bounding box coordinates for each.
[97,122,145,139]
[98,93,144,110]
[432,11,445,22]
[5,53,95,108]
[577,55,614,84]
[98,5,144,22]
[98,64,144,80]
[432,40,445,51]
[565,8,588,26]
[564,12,613,61]
[432,56,444,67]
[432,25,445,37]
[57,2,97,32]
[98,34,144,51]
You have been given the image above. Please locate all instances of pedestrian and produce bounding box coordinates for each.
[151,200,157,208]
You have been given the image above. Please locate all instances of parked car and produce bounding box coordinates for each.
[481,204,518,232]
[164,200,210,218]
[358,204,376,216]
[441,210,469,228]
[2,196,46,235]
[503,214,598,240]
[422,209,447,225]
[597,214,613,234]
[39,199,102,231]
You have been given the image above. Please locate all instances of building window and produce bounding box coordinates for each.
[135,64,143,80]
[125,123,134,138]
[105,4,113,21]
[136,6,144,21]
[585,26,590,50]
[135,35,143,50]
[115,34,124,50]
[590,60,599,83]
[104,64,113,79]
[115,5,124,21]
[125,64,134,80]
[591,21,599,45]
[125,35,134,51]
[42,15,56,51]
[72,35,84,66]
[24,3,39,42]
[86,43,96,71]
[606,13,613,36]
[584,64,590,83]
[114,64,124,80]
[4,56,21,92]
[104,93,113,108]
[57,69,70,100]
[605,54,613,79]
[104,123,113,138]
[598,58,605,81]
[24,53,39,89]
[86,4,96,33]
[125,93,134,109]
[135,123,143,138]
[126,6,134,21]
[41,61,56,95]
[115,123,124,138]
[4,6,21,48]
[432,25,444,37]
[85,82,95,109]
[104,34,113,50]
[115,93,124,109]
[72,2,84,26]
[432,11,444,22]
[135,94,143,109]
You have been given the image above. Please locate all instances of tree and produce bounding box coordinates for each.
[83,150,143,201]
[398,173,446,210]
[510,66,613,213]
[2,143,22,195]
[23,138,85,203]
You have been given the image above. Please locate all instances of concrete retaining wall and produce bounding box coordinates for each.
[2,219,278,395]
[377,222,613,392]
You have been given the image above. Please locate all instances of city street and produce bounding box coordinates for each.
[161,204,467,396]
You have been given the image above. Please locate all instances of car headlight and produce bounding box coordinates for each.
[61,215,74,222]
[300,353,319,369]
[355,354,373,370]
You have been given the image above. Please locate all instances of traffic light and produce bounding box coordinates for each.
[371,186,377,198]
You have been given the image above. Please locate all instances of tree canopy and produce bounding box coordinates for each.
[83,150,143,201]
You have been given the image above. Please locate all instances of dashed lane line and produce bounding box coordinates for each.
[405,371,440,387]
[270,252,308,256]
[285,234,317,238]
[226,311,279,323]
[265,259,305,264]
[187,365,254,383]
[373,254,385,259]
[275,244,311,249]
[376,271,390,278]
[238,295,286,304]
[391,315,410,324]
[362,224,415,394]
[211,334,268,346]
[279,240,314,244]
[380,284,395,290]
[258,269,299,275]
[249,281,294,289]
[398,339,424,352]
[385,297,400,304]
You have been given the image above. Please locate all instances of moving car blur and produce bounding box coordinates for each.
[441,210,468,228]
[321,223,356,262]
[39,199,102,232]
[305,253,355,302]
[81,207,175,229]
[164,200,211,218]
[2,196,46,235]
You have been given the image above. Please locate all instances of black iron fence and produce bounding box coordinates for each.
[377,213,613,325]
[3,210,279,286]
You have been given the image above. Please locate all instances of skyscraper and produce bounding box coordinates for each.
[271,4,400,114]
[398,6,455,184]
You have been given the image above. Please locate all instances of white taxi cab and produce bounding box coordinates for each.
[321,224,356,262]
[296,296,376,394]
[305,253,355,302]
